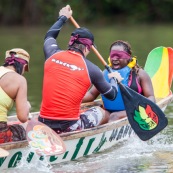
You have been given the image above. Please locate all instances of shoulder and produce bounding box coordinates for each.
[84,59,105,82]
[44,38,61,60]
[8,72,27,85]
[0,72,27,98]
[138,68,151,80]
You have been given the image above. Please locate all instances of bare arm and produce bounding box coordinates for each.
[15,77,31,123]
[139,69,156,102]
[82,85,100,103]
[0,72,31,123]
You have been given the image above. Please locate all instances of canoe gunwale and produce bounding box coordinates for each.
[0,140,28,150]
[156,94,173,108]
[61,117,129,140]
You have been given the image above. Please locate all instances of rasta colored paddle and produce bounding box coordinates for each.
[70,16,168,141]
[26,114,66,156]
[144,46,173,99]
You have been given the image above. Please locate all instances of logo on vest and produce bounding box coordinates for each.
[52,58,84,71]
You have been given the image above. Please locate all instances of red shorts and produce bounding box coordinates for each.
[0,122,26,144]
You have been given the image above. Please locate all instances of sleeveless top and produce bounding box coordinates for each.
[101,66,142,112]
[40,50,91,120]
[0,66,14,122]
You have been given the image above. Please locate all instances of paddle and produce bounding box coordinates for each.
[0,148,9,158]
[144,46,173,99]
[26,114,66,156]
[70,16,168,141]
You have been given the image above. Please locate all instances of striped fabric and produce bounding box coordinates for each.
[144,46,173,98]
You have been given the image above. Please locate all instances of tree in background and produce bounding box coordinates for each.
[0,0,173,26]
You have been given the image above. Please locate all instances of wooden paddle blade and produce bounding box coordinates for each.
[119,83,168,141]
[26,118,66,156]
[0,148,9,158]
[144,46,173,98]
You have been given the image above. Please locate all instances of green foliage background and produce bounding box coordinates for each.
[1,0,173,26]
[1,0,173,113]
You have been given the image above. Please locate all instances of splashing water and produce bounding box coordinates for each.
[1,148,53,173]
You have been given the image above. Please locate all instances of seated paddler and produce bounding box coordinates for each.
[0,48,31,144]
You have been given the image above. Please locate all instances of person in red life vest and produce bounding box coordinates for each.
[0,48,31,144]
[82,40,155,121]
[38,5,120,133]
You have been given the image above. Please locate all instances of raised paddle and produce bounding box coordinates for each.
[144,46,173,99]
[26,114,66,156]
[70,16,168,141]
[0,148,9,158]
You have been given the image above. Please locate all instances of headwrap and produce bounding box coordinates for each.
[5,48,30,71]
[68,34,93,51]
[5,54,28,66]
[110,50,131,60]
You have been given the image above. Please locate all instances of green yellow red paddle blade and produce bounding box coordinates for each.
[144,46,173,98]
[167,47,173,91]
[119,83,168,141]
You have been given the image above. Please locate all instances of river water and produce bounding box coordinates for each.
[4,102,173,173]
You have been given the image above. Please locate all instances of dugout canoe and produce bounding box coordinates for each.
[0,94,173,171]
